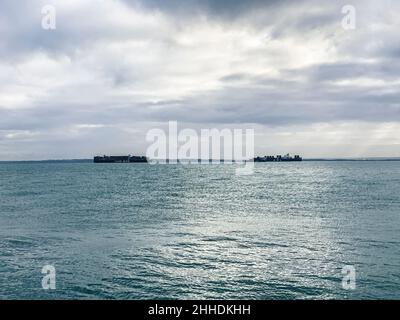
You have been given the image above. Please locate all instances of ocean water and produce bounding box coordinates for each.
[0,161,399,300]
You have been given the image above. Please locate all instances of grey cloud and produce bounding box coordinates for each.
[127,0,285,17]
[286,62,400,83]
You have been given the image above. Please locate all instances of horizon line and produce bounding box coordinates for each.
[1,157,400,163]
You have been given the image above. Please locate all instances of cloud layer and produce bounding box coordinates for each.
[0,0,399,159]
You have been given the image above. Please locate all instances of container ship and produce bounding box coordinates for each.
[94,155,148,163]
[254,154,302,162]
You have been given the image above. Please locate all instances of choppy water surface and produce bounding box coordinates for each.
[0,161,399,299]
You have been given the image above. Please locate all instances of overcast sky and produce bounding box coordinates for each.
[1,0,399,160]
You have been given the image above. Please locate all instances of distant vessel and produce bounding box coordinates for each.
[254,154,302,162]
[94,155,148,163]
[93,154,302,163]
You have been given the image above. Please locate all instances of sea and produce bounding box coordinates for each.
[0,161,399,299]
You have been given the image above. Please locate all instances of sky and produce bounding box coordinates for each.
[0,0,399,160]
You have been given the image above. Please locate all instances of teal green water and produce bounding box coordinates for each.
[0,162,399,299]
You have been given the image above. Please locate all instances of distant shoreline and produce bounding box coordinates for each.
[1,158,400,163]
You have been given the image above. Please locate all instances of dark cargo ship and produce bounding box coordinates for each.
[254,154,302,162]
[94,155,148,163]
